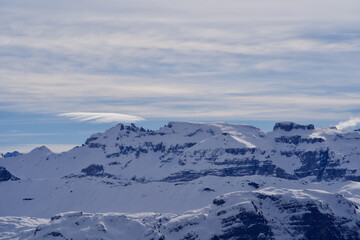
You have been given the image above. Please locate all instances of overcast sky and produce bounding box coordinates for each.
[1,0,360,152]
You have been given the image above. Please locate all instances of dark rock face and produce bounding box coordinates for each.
[292,149,348,181]
[253,193,360,240]
[163,170,204,182]
[248,182,260,188]
[0,166,19,182]
[85,136,98,145]
[290,204,341,240]
[22,198,34,201]
[63,164,117,179]
[273,122,315,131]
[162,161,297,182]
[45,231,63,237]
[213,198,226,206]
[81,164,104,175]
[275,135,324,145]
[106,142,197,159]
[158,144,356,183]
[201,187,215,192]
[3,151,22,158]
[216,209,273,240]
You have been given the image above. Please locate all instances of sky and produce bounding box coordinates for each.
[1,0,360,153]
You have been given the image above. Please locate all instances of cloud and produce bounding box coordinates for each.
[0,0,360,122]
[336,117,360,130]
[59,112,145,123]
[1,69,360,120]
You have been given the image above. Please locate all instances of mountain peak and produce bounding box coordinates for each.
[29,146,52,155]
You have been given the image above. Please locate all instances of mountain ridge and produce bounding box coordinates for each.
[3,120,358,182]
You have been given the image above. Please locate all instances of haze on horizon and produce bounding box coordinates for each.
[1,0,360,153]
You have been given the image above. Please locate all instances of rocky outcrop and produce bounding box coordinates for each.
[0,166,19,182]
[81,164,104,175]
[2,151,22,158]
[273,122,315,131]
[64,164,116,179]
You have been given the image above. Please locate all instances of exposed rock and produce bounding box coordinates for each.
[273,122,315,131]
[248,182,260,189]
[81,164,104,175]
[0,166,19,182]
[3,151,22,158]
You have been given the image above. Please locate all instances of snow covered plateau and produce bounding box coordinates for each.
[1,121,360,239]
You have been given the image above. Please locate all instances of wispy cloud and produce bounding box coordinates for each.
[336,117,360,130]
[1,0,360,122]
[59,112,145,123]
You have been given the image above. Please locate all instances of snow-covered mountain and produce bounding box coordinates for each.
[0,151,22,159]
[3,188,360,240]
[1,121,360,239]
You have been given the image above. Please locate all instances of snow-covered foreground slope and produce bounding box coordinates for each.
[2,174,360,218]
[2,188,360,240]
[2,121,360,239]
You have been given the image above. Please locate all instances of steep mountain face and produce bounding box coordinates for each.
[79,121,360,182]
[1,121,360,239]
[2,121,360,183]
[3,188,360,240]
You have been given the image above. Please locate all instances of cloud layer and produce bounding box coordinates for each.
[59,112,145,123]
[336,118,360,130]
[1,0,360,122]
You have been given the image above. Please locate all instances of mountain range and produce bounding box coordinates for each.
[1,121,360,239]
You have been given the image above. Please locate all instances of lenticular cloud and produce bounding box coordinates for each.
[59,112,145,123]
[336,117,360,130]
